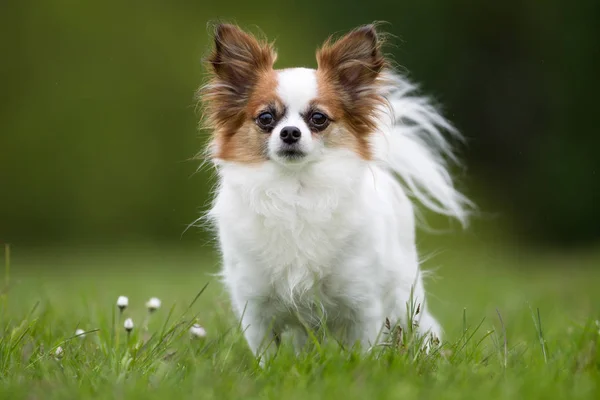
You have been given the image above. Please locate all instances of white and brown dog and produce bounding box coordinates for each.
[199,23,470,363]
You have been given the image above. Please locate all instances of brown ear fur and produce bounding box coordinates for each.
[201,24,277,137]
[316,25,387,137]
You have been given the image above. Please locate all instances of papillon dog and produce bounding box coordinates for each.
[199,23,470,363]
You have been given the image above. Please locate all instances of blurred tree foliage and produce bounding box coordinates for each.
[1,0,599,246]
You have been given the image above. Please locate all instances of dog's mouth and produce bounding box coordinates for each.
[276,149,306,161]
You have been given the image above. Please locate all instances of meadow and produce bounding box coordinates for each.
[1,227,599,399]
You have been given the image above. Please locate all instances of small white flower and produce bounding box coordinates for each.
[124,318,134,332]
[146,297,161,312]
[75,329,85,338]
[55,346,64,358]
[117,296,129,311]
[190,324,206,338]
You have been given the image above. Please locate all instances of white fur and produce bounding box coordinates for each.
[208,68,469,363]
[268,68,320,164]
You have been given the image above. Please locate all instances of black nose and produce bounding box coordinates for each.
[280,126,301,144]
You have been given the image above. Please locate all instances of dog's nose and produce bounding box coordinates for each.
[280,126,301,144]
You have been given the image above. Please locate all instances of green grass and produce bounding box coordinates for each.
[1,237,599,399]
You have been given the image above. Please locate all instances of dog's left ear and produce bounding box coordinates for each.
[202,24,277,133]
[316,25,386,93]
[206,23,277,97]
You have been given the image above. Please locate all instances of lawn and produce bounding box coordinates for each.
[1,231,599,399]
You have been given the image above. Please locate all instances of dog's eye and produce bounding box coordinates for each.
[310,112,328,128]
[256,112,275,128]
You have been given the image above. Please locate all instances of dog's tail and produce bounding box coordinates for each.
[372,71,473,226]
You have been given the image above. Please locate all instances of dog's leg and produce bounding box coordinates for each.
[292,328,309,355]
[416,308,443,350]
[238,303,280,366]
[343,306,385,351]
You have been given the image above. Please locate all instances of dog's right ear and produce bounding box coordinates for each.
[316,25,385,94]
[207,24,277,95]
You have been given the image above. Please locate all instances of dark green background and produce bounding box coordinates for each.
[2,0,599,247]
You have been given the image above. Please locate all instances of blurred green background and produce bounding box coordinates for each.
[1,0,599,250]
[1,5,599,397]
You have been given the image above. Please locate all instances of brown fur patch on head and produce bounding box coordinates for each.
[316,24,388,159]
[200,24,279,162]
[313,77,372,160]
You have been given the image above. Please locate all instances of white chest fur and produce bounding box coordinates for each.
[211,151,368,305]
[210,149,441,354]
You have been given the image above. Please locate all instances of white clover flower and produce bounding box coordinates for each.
[117,296,129,311]
[190,324,206,339]
[55,346,64,358]
[75,329,85,338]
[145,297,161,312]
[124,318,134,332]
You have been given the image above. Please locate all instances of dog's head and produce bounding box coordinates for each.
[200,23,388,167]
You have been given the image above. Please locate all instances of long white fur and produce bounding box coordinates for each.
[373,72,472,225]
[208,68,469,363]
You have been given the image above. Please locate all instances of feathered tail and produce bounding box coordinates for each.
[372,71,473,226]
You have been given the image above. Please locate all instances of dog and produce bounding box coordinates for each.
[199,23,470,364]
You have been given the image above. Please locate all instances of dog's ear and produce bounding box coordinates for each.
[315,25,387,136]
[207,24,277,95]
[316,25,385,94]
